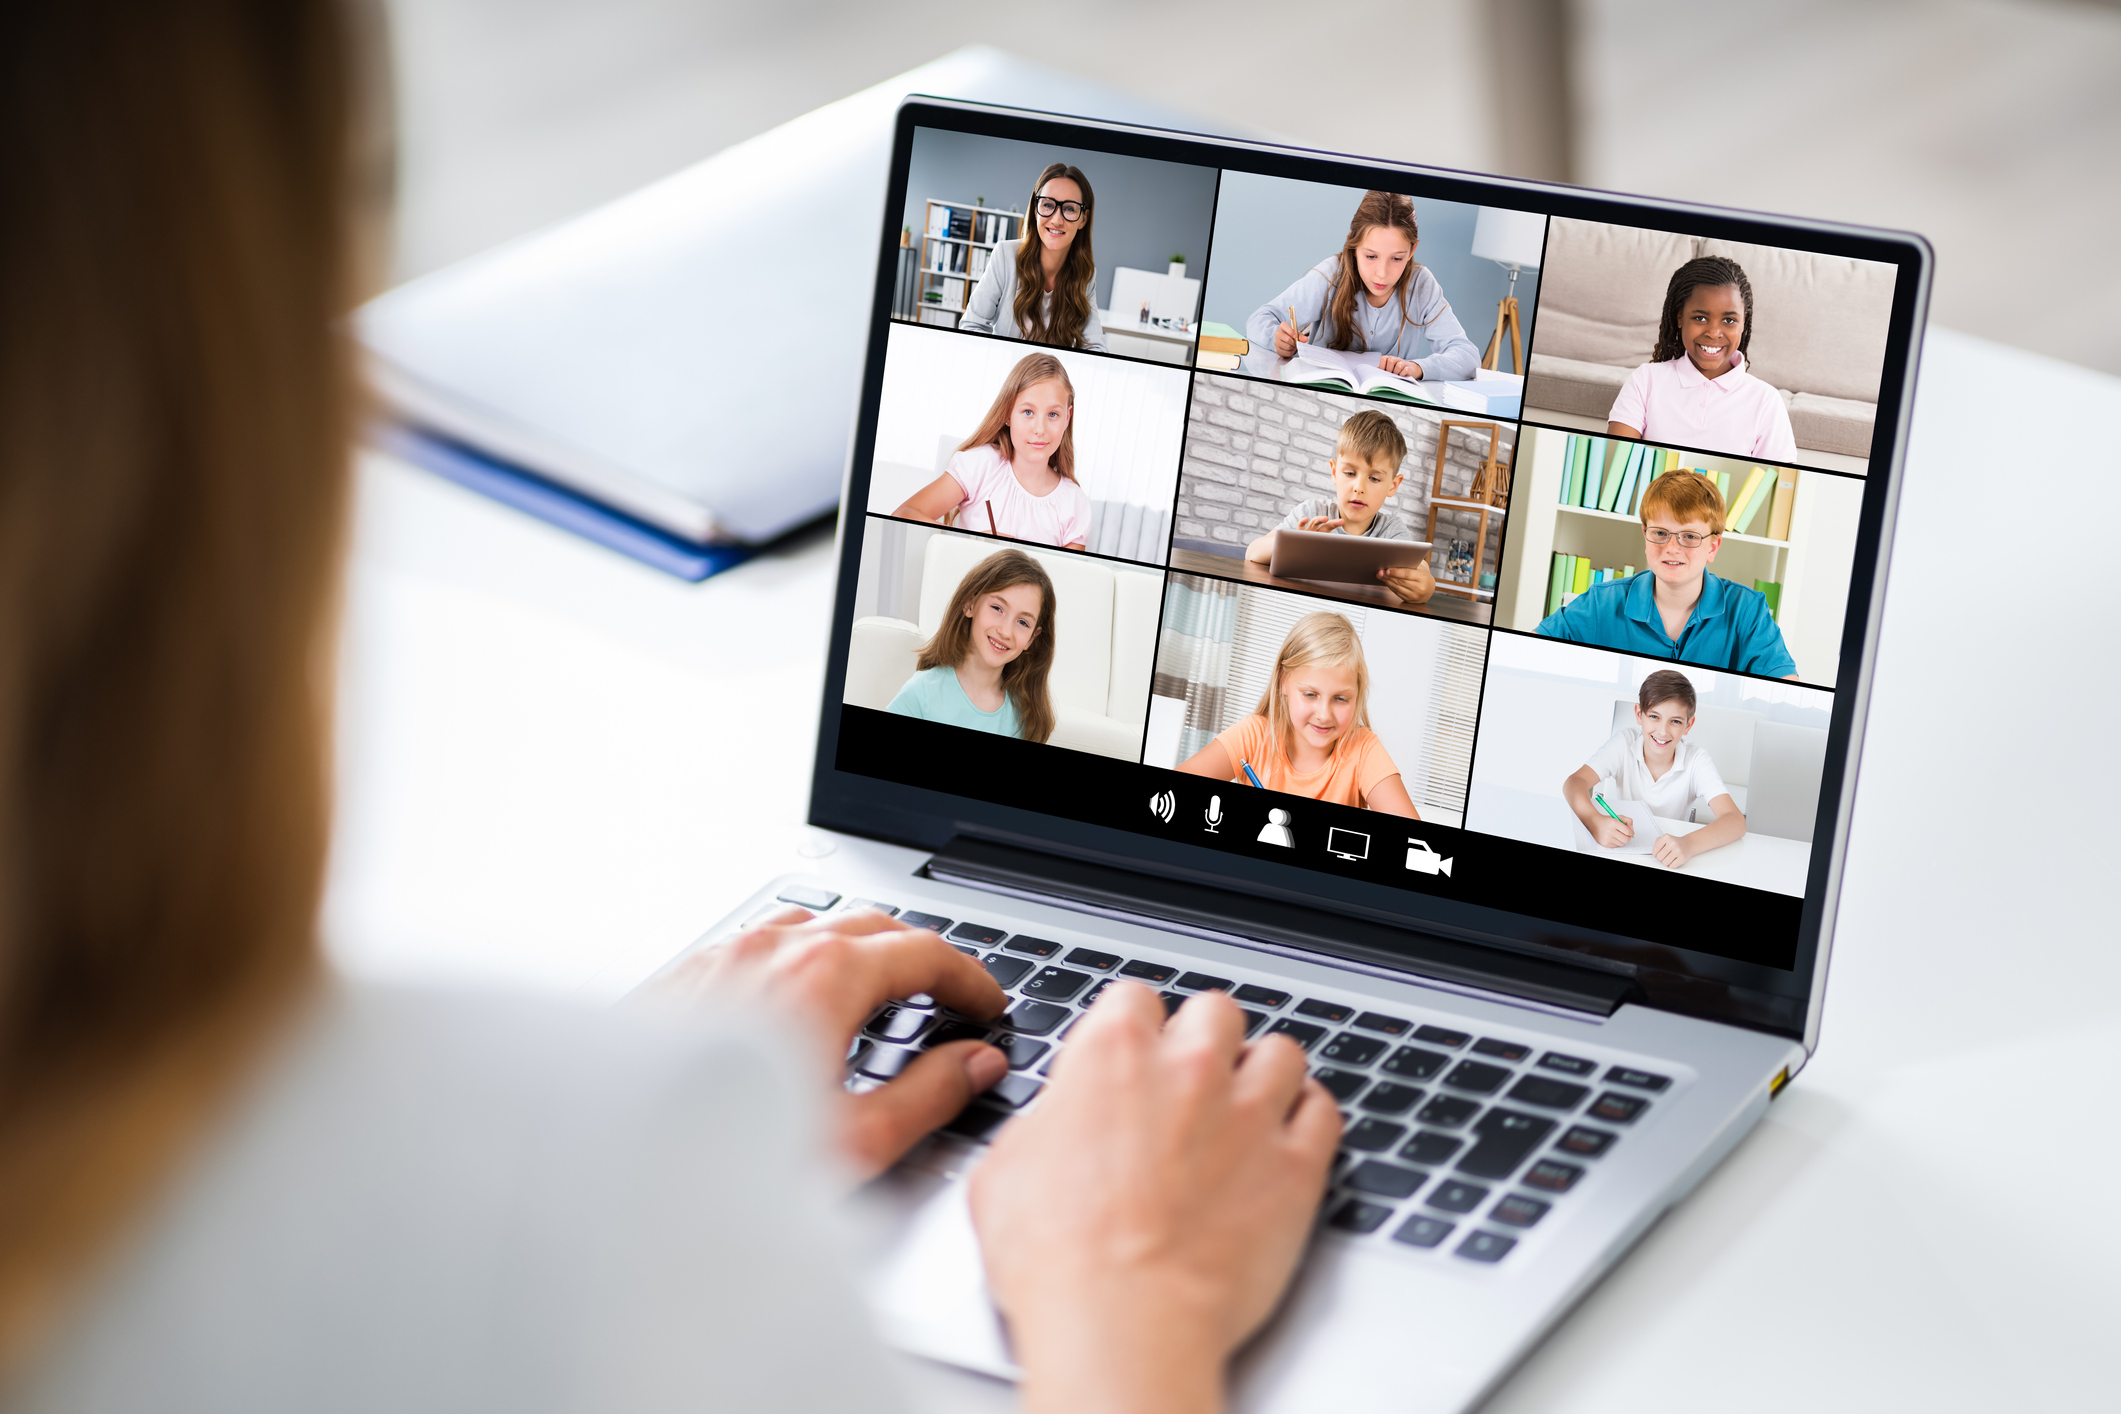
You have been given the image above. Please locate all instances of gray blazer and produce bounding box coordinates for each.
[960,249,1107,352]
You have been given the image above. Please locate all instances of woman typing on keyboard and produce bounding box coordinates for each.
[0,6,1340,1413]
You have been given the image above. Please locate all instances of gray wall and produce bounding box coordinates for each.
[1175,376,1509,585]
[1198,171,1542,370]
[903,128,1220,313]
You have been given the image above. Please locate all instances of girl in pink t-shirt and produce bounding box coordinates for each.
[892,352,1092,550]
[1607,256,1797,463]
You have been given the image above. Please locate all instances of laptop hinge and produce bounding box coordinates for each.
[924,836,1641,1017]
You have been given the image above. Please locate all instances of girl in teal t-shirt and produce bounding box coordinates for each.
[887,548,1058,742]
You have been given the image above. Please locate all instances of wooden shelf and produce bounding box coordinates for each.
[1555,502,1788,548]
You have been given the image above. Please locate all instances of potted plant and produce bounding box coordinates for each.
[1169,253,1187,279]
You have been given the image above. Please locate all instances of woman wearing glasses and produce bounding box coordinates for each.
[1536,469,1799,680]
[960,162,1107,352]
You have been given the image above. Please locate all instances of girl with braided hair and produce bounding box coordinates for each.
[1607,255,1798,461]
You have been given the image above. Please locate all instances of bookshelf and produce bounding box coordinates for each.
[1424,420,1509,602]
[910,198,1022,328]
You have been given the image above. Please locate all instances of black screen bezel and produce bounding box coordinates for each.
[809,97,1933,1043]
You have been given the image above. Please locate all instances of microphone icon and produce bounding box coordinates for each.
[1204,795,1223,832]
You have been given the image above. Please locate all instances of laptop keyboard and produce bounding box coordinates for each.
[788,890,1680,1268]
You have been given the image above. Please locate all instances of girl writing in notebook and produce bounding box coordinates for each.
[959,161,1107,352]
[888,549,1059,743]
[1178,611,1419,817]
[1242,190,1479,385]
[892,352,1092,549]
[1606,256,1798,462]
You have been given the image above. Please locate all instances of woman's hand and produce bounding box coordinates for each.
[971,983,1340,1414]
[1273,317,1309,359]
[654,908,1009,1180]
[1378,355,1422,379]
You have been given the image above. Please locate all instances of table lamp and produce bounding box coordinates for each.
[1470,207,1545,374]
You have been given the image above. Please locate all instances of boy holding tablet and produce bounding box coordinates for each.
[1245,408,1435,606]
[1537,468,1797,679]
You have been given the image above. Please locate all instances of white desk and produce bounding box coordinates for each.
[326,328,2121,1411]
[1468,783,1812,897]
[1097,309,1195,364]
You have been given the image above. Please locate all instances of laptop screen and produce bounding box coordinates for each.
[812,100,1927,1039]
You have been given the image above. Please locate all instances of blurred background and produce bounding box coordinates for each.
[385,0,2121,375]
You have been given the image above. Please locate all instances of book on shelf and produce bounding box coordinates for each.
[1580,436,1608,508]
[1766,466,1798,540]
[1546,552,1571,616]
[1571,556,1592,594]
[1726,465,1770,534]
[1597,440,1631,511]
[1196,321,1249,356]
[942,276,965,306]
[1753,579,1782,619]
[1562,435,1586,506]
[1613,443,1645,517]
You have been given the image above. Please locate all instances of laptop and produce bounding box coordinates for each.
[660,96,1929,1411]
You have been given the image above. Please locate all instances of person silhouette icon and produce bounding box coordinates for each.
[1256,808,1294,848]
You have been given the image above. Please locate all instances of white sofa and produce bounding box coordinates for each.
[845,532,1159,760]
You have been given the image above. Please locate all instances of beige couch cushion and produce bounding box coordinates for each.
[1699,239,1894,404]
[1531,218,1696,366]
[1525,352,1632,421]
[1787,391,1876,459]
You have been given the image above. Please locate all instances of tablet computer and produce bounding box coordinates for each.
[1267,527,1433,584]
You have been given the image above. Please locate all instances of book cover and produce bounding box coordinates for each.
[1612,444,1643,518]
[1196,321,1249,356]
[1547,552,1569,616]
[1562,436,1585,506]
[1582,437,1609,508]
[1572,557,1593,594]
[1742,481,1773,535]
[1766,466,1798,540]
[1754,579,1782,619]
[1726,465,1770,533]
[1597,442,1628,512]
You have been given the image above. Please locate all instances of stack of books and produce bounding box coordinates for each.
[1556,435,1796,539]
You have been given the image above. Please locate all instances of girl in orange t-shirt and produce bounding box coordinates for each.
[1177,611,1420,817]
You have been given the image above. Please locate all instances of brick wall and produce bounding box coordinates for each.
[1175,375,1513,587]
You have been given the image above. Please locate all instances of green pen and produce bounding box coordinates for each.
[1592,792,1623,822]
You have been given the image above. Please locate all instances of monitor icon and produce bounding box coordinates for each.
[1326,827,1370,862]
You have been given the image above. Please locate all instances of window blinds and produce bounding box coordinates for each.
[1424,626,1489,814]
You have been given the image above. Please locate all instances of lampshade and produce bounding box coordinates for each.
[1470,207,1546,271]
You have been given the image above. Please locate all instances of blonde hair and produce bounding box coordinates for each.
[1334,409,1407,471]
[1639,468,1728,535]
[1252,613,1371,763]
[957,353,1076,484]
[914,550,1058,744]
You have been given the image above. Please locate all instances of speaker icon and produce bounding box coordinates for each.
[1149,790,1177,823]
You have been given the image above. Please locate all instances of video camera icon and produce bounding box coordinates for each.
[1406,838,1454,877]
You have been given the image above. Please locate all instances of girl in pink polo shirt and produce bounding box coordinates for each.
[1607,256,1797,462]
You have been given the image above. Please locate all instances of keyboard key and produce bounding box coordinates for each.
[943,1104,1010,1144]
[1457,1108,1557,1179]
[1490,1194,1550,1228]
[1267,1018,1328,1050]
[1589,1092,1650,1125]
[1391,1214,1454,1248]
[1003,936,1063,957]
[1556,1125,1618,1159]
[854,1044,916,1079]
[1119,959,1177,984]
[1080,979,1114,1007]
[1522,1159,1584,1193]
[1382,1046,1450,1081]
[1414,1025,1470,1048]
[1537,1051,1598,1076]
[1345,1160,1427,1200]
[865,1006,930,1044]
[1605,1066,1672,1092]
[1416,1095,1480,1128]
[981,954,1034,988]
[1507,1076,1590,1110]
[1314,1068,1369,1102]
[1328,1199,1392,1234]
[949,944,978,957]
[1176,971,1233,993]
[1353,1012,1412,1036]
[1240,1009,1269,1037]
[950,922,1008,947]
[1021,967,1090,1002]
[1426,1178,1489,1213]
[1002,1000,1072,1036]
[1456,1231,1517,1263]
[1443,1060,1512,1094]
[898,911,952,933]
[1296,998,1354,1023]
[899,992,936,1011]
[774,885,840,911]
[922,1019,989,1048]
[1158,991,1186,1017]
[1320,1033,1388,1067]
[1344,1118,1407,1152]
[989,1074,1043,1108]
[1472,1038,1532,1062]
[1360,1082,1425,1116]
[1235,984,1290,1008]
[1065,947,1120,970]
[1399,1131,1463,1166]
[847,898,898,916]
[989,1034,1049,1070]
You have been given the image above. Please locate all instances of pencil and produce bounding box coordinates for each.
[1592,792,1623,822]
[1240,758,1265,789]
[1286,304,1303,341]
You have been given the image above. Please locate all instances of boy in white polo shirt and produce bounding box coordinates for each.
[1562,668,1748,869]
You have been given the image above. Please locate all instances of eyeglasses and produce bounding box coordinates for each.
[1643,527,1717,548]
[1034,196,1088,223]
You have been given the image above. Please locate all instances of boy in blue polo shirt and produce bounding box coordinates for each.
[1537,469,1796,679]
